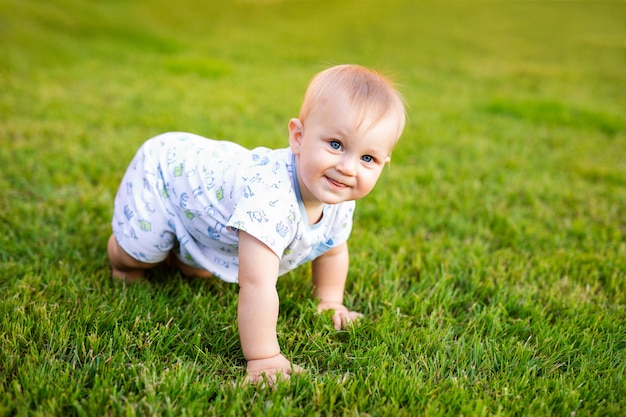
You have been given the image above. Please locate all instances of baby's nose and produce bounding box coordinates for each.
[336,157,357,176]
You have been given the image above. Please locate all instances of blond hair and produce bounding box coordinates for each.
[298,64,406,143]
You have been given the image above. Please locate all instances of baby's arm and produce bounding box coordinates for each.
[237,231,301,384]
[312,242,363,330]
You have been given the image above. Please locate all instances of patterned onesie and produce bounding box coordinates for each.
[111,132,355,283]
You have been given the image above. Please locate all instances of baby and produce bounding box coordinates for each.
[107,64,406,384]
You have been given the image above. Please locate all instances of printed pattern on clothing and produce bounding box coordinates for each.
[112,132,354,283]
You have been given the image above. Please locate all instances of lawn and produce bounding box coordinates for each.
[1,0,624,415]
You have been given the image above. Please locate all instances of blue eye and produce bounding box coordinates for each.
[362,155,374,163]
[329,140,342,150]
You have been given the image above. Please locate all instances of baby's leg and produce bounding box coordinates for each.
[166,252,213,279]
[107,234,158,281]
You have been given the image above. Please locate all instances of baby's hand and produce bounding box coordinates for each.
[244,353,304,386]
[318,301,363,330]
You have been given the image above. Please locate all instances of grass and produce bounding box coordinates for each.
[1,0,624,415]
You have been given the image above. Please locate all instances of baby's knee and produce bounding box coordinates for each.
[107,235,156,270]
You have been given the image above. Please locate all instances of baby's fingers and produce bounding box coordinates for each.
[244,371,283,387]
[333,310,364,330]
[291,362,305,375]
[244,363,304,387]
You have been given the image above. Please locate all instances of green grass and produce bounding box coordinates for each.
[1,0,624,415]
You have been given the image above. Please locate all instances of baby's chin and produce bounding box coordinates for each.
[319,195,357,205]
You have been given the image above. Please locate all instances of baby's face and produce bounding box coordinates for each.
[289,98,398,207]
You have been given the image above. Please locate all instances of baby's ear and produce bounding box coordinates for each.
[288,118,304,154]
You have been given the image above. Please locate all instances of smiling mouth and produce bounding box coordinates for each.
[326,176,349,189]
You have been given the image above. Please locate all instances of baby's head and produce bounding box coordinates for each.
[298,64,406,150]
[289,65,406,206]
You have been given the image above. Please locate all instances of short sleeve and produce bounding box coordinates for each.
[226,183,301,258]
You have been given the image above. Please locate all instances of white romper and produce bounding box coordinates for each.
[111,132,355,283]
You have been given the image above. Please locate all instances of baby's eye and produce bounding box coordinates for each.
[329,140,342,150]
[361,155,374,163]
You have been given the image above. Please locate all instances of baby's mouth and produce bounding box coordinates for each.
[326,176,349,189]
